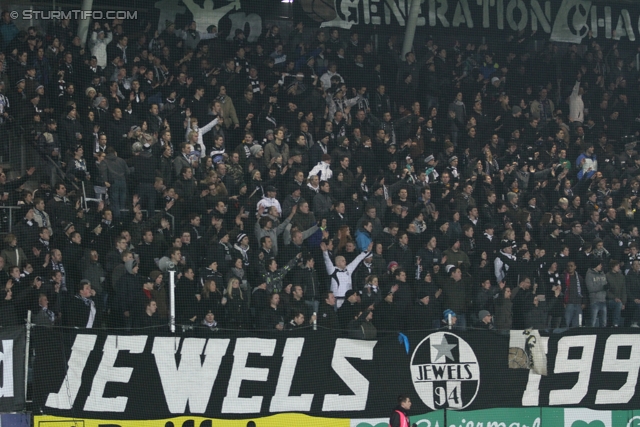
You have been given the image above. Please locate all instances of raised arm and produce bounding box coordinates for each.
[346,242,373,273]
[274,216,292,236]
[199,117,220,135]
[199,32,217,40]
[184,116,193,142]
[254,217,263,239]
[275,205,297,235]
[322,248,335,274]
[571,80,580,98]
[301,224,319,240]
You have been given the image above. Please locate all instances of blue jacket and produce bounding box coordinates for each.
[576,153,597,180]
[355,229,372,252]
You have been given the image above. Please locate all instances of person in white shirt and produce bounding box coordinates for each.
[309,154,333,181]
[568,76,584,125]
[185,109,219,155]
[257,186,282,216]
[321,241,373,308]
[494,240,517,287]
[320,63,344,90]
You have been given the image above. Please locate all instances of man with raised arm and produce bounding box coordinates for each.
[321,240,373,308]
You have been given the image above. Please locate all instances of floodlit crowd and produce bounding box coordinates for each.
[0,11,639,333]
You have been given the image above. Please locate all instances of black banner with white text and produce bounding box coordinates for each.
[297,0,640,44]
[31,327,640,420]
[0,326,26,412]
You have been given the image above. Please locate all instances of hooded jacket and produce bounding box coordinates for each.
[105,152,131,184]
[586,267,607,304]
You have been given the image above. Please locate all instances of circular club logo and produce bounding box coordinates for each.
[410,332,480,410]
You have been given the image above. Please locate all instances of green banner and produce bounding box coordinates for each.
[542,408,640,427]
[350,411,445,427]
[446,407,541,427]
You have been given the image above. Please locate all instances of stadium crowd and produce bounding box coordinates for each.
[0,11,639,333]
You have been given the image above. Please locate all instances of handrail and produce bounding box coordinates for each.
[44,153,80,192]
[21,126,80,192]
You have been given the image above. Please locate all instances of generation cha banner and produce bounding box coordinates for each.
[31,327,640,421]
[298,0,640,43]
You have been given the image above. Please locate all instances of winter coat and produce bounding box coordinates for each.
[89,31,113,67]
[441,278,468,314]
[355,229,372,252]
[586,268,607,304]
[104,152,130,184]
[116,265,140,315]
[81,259,106,294]
[0,246,27,271]
[313,192,333,217]
[494,295,513,330]
[309,161,333,181]
[260,257,298,293]
[605,270,627,304]
[626,271,640,303]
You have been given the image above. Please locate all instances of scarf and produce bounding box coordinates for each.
[564,272,582,304]
[41,306,55,322]
[203,319,217,327]
[35,210,48,227]
[231,267,245,280]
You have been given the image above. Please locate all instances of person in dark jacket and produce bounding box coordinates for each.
[285,310,306,330]
[257,292,285,330]
[103,146,130,220]
[337,289,361,329]
[129,144,159,217]
[542,261,564,328]
[140,299,163,328]
[372,291,400,331]
[563,261,586,327]
[175,268,199,324]
[114,259,140,328]
[494,286,513,330]
[132,277,156,328]
[411,289,437,329]
[62,279,99,328]
[476,309,495,329]
[199,279,224,327]
[292,254,321,313]
[389,395,412,427]
[359,274,382,311]
[441,267,469,328]
[473,278,500,320]
[606,260,626,327]
[512,276,535,329]
[317,291,339,329]
[224,277,251,329]
[626,259,640,327]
